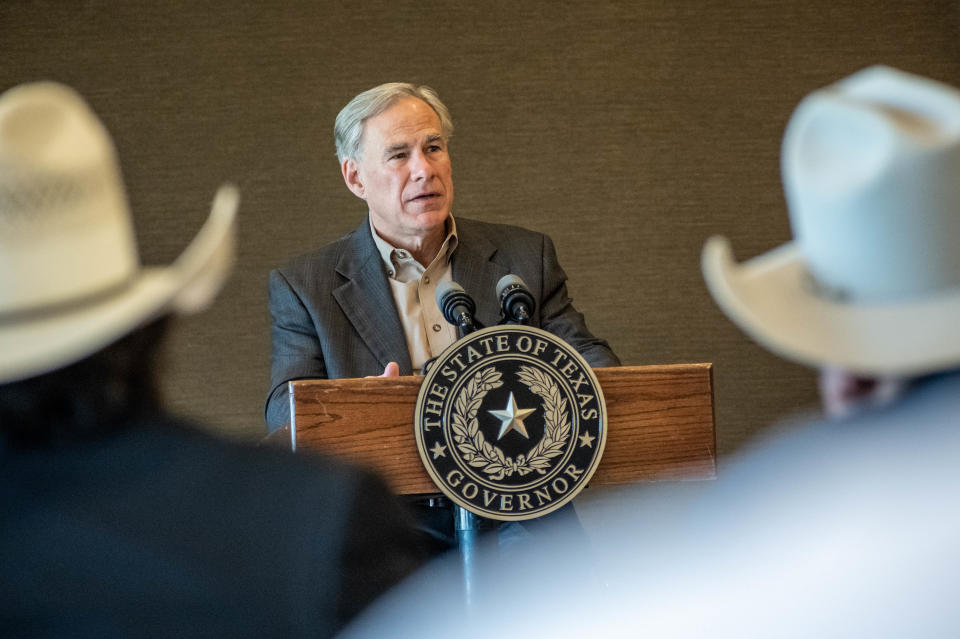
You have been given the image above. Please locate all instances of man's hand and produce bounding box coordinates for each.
[366,361,400,378]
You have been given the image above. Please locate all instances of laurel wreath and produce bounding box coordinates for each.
[451,365,570,480]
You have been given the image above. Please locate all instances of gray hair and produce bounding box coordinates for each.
[334,82,454,164]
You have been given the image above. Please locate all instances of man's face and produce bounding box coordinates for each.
[342,97,454,247]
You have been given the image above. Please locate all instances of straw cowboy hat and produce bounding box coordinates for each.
[702,66,960,376]
[0,81,238,384]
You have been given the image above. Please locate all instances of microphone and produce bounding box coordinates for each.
[497,274,536,325]
[435,280,479,336]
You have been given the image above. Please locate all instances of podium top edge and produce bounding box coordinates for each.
[288,363,714,388]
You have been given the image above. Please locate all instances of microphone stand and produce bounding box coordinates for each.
[451,319,484,616]
[433,280,491,613]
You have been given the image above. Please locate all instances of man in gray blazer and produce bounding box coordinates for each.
[266,83,619,431]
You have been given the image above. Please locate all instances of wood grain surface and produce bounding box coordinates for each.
[292,364,715,494]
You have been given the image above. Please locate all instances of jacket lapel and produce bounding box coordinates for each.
[332,219,413,375]
[452,222,510,330]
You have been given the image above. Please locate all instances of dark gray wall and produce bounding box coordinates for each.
[3,1,958,457]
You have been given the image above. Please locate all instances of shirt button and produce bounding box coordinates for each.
[397,250,408,258]
[432,324,442,332]
[423,275,431,284]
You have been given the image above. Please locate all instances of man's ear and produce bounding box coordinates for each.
[342,158,365,200]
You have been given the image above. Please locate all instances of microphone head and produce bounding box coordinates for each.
[435,280,465,307]
[435,280,475,325]
[497,274,536,322]
[496,274,529,300]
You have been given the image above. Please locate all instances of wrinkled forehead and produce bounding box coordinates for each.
[360,97,444,150]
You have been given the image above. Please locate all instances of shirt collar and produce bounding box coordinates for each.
[369,214,459,278]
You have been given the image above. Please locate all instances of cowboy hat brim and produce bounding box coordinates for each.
[0,185,238,384]
[701,235,960,376]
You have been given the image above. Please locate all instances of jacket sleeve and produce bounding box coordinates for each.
[265,268,328,431]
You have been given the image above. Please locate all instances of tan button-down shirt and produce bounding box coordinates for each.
[370,216,460,371]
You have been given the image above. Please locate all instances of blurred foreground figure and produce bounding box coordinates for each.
[0,82,422,638]
[340,66,960,637]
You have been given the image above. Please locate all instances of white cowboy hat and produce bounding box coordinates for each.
[0,81,238,384]
[702,66,960,376]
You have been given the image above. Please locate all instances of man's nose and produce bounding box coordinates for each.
[409,149,433,180]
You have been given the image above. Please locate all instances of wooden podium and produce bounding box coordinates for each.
[288,364,716,494]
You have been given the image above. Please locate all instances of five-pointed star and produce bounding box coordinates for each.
[488,392,536,440]
[430,441,447,459]
[578,430,596,448]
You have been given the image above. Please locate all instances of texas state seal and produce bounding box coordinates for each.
[414,325,606,521]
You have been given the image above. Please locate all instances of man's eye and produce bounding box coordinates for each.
[427,145,442,153]
[390,152,407,160]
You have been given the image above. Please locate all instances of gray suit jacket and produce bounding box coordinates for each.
[266,217,619,431]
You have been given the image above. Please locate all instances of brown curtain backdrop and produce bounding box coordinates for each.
[3,1,958,459]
